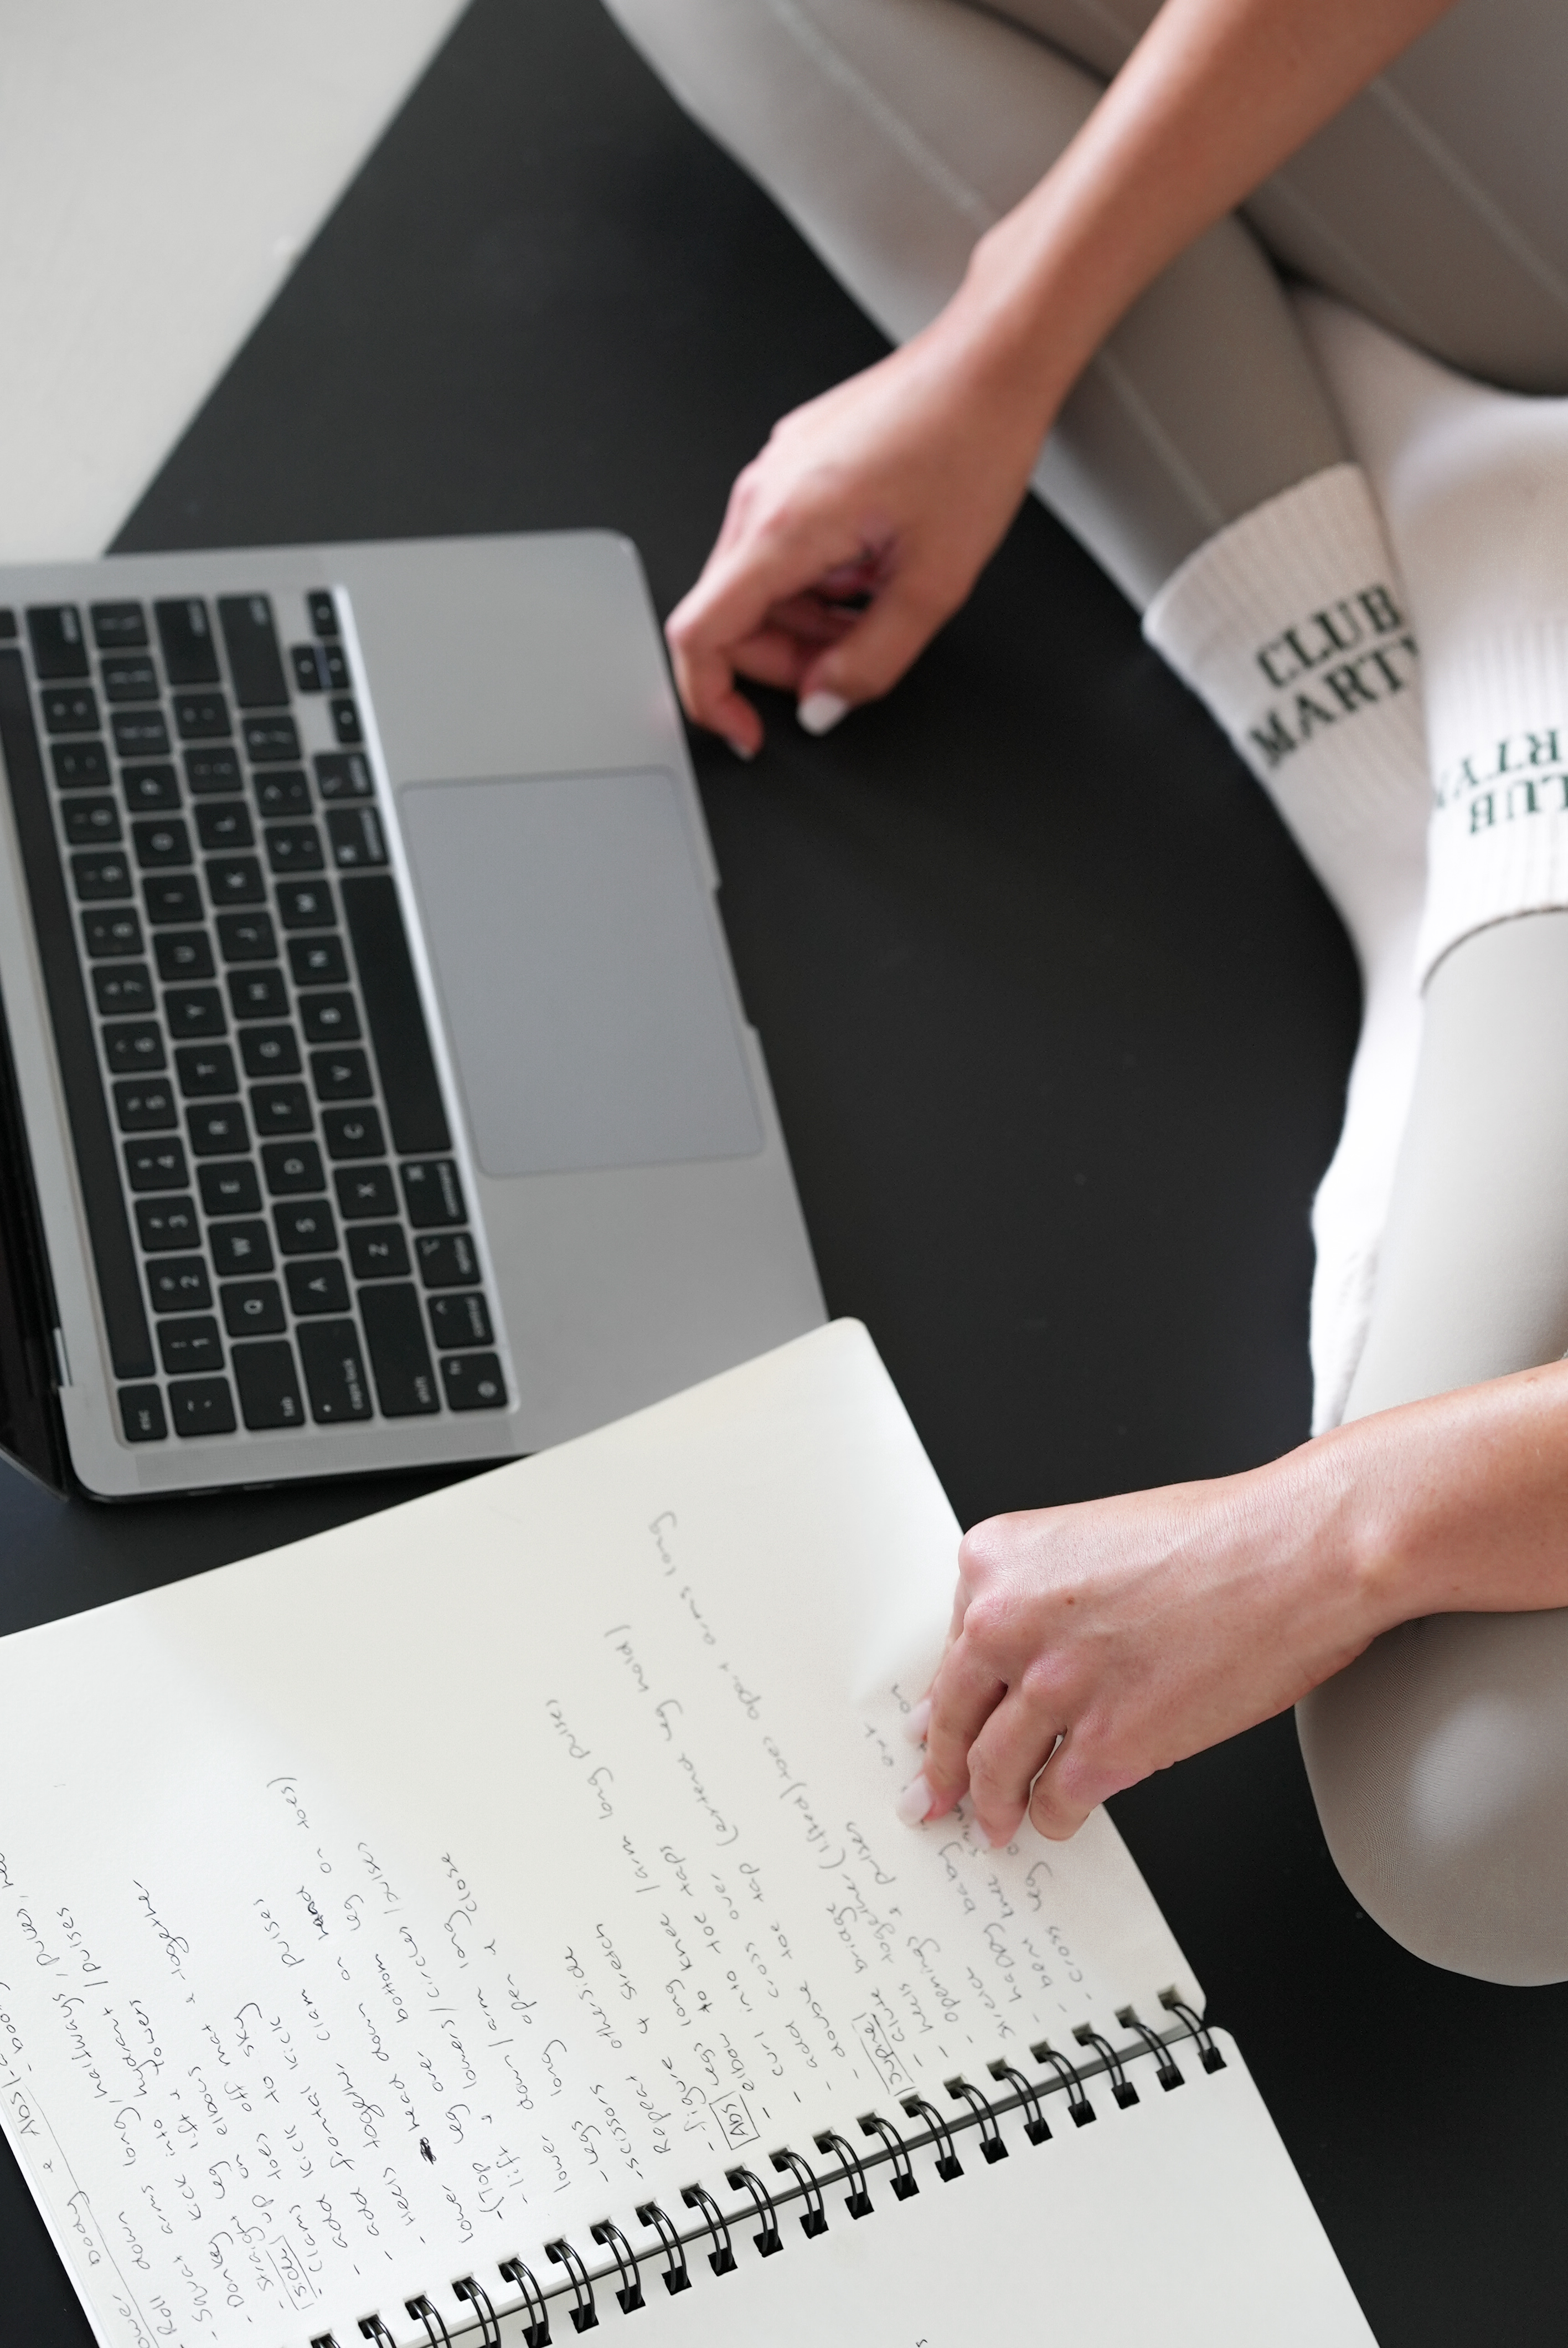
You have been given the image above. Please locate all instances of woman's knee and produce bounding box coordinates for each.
[1298,1609,1568,1986]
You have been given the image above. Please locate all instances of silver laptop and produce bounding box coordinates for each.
[0,531,824,1498]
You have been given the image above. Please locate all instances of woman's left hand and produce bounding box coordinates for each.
[906,1446,1388,1845]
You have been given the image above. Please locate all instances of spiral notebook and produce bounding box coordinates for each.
[0,1321,1373,2347]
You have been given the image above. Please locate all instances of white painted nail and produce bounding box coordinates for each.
[725,737,756,762]
[902,1698,931,1746]
[895,1772,933,1827]
[797,690,849,737]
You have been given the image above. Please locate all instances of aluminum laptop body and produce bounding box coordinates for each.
[0,531,824,1498]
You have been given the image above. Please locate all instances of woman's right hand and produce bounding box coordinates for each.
[665,289,1058,755]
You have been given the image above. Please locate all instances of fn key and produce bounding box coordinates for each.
[359,1284,439,1415]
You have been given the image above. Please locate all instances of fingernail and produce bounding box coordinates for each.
[797,690,849,737]
[725,737,756,762]
[902,1698,931,1746]
[895,1772,933,1827]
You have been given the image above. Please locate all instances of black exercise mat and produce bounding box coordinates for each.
[0,2,1560,2340]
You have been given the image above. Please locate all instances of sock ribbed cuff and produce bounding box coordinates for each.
[1142,464,1427,949]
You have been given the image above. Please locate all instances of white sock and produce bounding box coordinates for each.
[1143,464,1429,1432]
[1298,294,1568,985]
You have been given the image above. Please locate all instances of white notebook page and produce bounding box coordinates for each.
[0,1322,1346,2348]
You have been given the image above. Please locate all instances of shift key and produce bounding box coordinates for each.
[359,1284,439,1415]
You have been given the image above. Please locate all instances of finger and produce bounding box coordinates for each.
[666,626,762,755]
[919,1635,1010,1815]
[1025,1735,1102,1842]
[963,1683,1069,1848]
[795,565,960,713]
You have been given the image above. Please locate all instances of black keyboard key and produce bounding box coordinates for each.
[265,823,323,874]
[147,1256,212,1313]
[159,1316,224,1375]
[321,644,350,691]
[277,879,335,928]
[297,1320,370,1423]
[82,908,143,957]
[175,1043,237,1097]
[348,1224,410,1280]
[314,750,373,800]
[0,610,13,639]
[63,797,121,848]
[51,740,110,787]
[441,1353,507,1410]
[251,1082,311,1135]
[120,1384,167,1441]
[241,1026,301,1079]
[112,709,171,758]
[233,1338,304,1429]
[154,930,214,981]
[131,817,191,869]
[222,1282,286,1338]
[326,805,386,868]
[360,1283,439,1415]
[136,1195,199,1252]
[187,1102,249,1156]
[287,1259,350,1316]
[322,1105,385,1158]
[308,591,339,637]
[206,855,265,907]
[126,1137,188,1192]
[289,935,349,987]
[254,769,310,817]
[415,1231,479,1288]
[104,1022,165,1075]
[70,845,131,897]
[92,962,152,1015]
[27,605,89,677]
[261,1140,324,1194]
[328,697,363,746]
[154,598,219,686]
[244,714,300,764]
[216,910,276,960]
[164,986,226,1039]
[199,1160,260,1216]
[274,1199,337,1255]
[341,875,448,1154]
[300,992,359,1044]
[291,644,327,693]
[311,1047,371,1101]
[114,1078,177,1132]
[174,691,230,742]
[101,653,158,703]
[402,1159,464,1227]
[43,684,100,734]
[429,1291,494,1349]
[228,967,288,1019]
[218,595,288,709]
[210,1221,273,1278]
[121,761,180,812]
[335,1164,396,1218]
[169,1376,236,1438]
[195,801,254,851]
[91,602,147,651]
[143,874,203,924]
[185,747,241,794]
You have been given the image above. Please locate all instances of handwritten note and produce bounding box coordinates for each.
[0,1324,1192,2348]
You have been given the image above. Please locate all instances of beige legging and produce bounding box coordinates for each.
[601,0,1568,1983]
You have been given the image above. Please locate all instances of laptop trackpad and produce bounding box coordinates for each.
[399,771,762,1178]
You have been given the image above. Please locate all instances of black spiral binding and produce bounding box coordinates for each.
[726,2165,785,2253]
[901,2092,964,2181]
[814,2129,874,2217]
[339,2006,1222,2346]
[636,2201,693,2293]
[545,2238,597,2335]
[860,2109,920,2198]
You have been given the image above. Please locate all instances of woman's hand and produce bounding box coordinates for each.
[903,1441,1391,1846]
[665,298,1057,755]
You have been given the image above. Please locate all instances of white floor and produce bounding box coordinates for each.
[0,0,466,562]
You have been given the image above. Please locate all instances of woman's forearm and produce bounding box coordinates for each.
[941,0,1458,429]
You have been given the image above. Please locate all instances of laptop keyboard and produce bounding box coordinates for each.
[0,589,509,1449]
